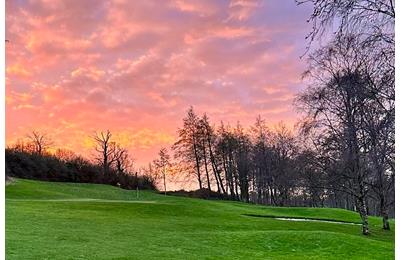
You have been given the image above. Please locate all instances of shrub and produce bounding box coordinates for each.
[5,148,156,190]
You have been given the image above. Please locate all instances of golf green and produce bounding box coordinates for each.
[6,179,395,259]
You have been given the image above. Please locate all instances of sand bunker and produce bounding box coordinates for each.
[274,217,361,225]
[244,214,361,225]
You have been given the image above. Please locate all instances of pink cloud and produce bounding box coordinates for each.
[6,0,312,166]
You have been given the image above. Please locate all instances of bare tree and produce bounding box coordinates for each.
[296,36,381,235]
[141,163,159,186]
[216,123,238,199]
[270,123,298,206]
[298,0,395,232]
[233,122,251,202]
[114,145,132,175]
[362,81,394,230]
[55,148,77,162]
[167,105,393,221]
[298,0,394,50]
[200,114,226,194]
[10,138,29,153]
[250,116,272,204]
[93,130,116,178]
[173,107,203,190]
[27,131,53,155]
[154,148,171,195]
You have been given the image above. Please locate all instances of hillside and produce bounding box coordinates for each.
[6,179,394,259]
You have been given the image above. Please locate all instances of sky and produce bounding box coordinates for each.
[6,0,312,167]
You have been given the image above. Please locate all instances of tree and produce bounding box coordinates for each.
[232,122,251,202]
[199,114,226,194]
[270,123,298,206]
[295,148,325,207]
[296,37,379,235]
[298,0,394,54]
[298,0,394,232]
[27,131,53,155]
[216,123,238,199]
[173,107,203,190]
[55,148,77,162]
[93,130,116,180]
[361,79,394,230]
[250,116,272,204]
[114,145,132,175]
[141,163,159,187]
[154,148,171,195]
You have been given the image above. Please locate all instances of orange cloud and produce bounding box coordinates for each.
[6,63,32,78]
[6,0,312,166]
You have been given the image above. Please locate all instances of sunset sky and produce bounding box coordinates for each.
[6,0,312,166]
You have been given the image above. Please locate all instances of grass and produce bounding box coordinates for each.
[6,179,395,259]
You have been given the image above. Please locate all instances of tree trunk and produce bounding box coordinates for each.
[207,136,225,194]
[357,197,370,235]
[227,153,236,198]
[380,198,390,230]
[221,154,231,196]
[382,210,390,230]
[163,168,167,196]
[202,140,212,192]
[233,172,239,200]
[193,137,202,190]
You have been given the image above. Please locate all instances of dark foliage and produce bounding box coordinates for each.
[5,148,156,190]
[165,188,233,200]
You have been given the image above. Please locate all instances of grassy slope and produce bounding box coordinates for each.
[6,179,394,259]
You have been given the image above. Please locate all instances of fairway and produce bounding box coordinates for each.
[6,179,395,259]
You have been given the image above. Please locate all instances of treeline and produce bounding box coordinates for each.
[5,131,156,190]
[164,103,393,233]
[169,107,393,211]
[158,0,395,236]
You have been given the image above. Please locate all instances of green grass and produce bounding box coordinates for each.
[6,179,394,259]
